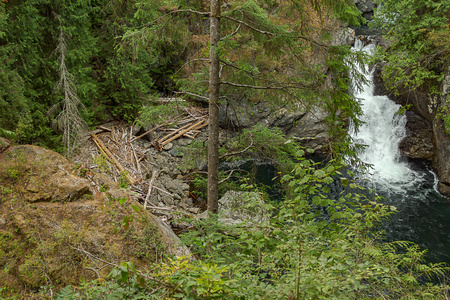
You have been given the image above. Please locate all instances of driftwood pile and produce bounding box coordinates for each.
[78,111,208,218]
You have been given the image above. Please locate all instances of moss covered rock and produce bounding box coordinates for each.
[0,145,189,299]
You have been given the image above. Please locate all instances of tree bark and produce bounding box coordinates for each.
[207,0,221,214]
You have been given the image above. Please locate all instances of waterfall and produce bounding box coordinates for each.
[349,38,420,192]
[349,37,450,264]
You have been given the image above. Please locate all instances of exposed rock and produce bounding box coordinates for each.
[217,191,270,225]
[0,145,92,203]
[333,26,356,46]
[433,118,450,196]
[373,63,437,122]
[163,142,174,151]
[219,99,328,151]
[442,66,450,96]
[399,111,434,160]
[375,61,450,197]
[0,145,190,295]
[0,137,10,153]
[353,0,376,20]
[433,67,450,196]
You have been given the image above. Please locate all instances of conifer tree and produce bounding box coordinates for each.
[126,0,365,212]
[207,0,221,213]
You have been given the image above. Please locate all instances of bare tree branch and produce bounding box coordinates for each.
[175,58,210,75]
[221,80,305,90]
[220,136,254,159]
[220,23,242,41]
[173,91,209,102]
[221,14,328,48]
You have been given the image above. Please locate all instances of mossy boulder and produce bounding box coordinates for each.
[217,191,270,225]
[0,145,189,299]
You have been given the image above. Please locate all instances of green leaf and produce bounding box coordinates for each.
[314,170,326,178]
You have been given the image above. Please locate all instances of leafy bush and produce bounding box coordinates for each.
[55,157,449,299]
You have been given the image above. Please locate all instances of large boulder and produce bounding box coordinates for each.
[333,26,356,46]
[0,145,92,203]
[217,191,270,225]
[0,145,189,297]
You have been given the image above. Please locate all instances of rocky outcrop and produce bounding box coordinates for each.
[433,67,450,195]
[399,111,434,160]
[0,145,92,203]
[219,100,328,151]
[373,63,438,123]
[353,0,376,20]
[433,119,450,195]
[0,145,189,296]
[333,26,356,46]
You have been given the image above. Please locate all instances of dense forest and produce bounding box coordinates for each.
[1,0,450,299]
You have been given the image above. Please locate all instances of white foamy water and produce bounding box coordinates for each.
[349,39,418,189]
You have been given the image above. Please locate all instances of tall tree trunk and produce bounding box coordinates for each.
[207,0,221,214]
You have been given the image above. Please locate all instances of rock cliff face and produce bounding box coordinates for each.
[399,111,434,160]
[374,62,450,197]
[433,67,450,195]
[0,144,189,297]
[219,100,329,152]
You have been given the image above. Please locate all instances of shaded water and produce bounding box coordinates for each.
[350,39,450,264]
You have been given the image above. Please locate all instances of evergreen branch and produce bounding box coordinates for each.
[220,59,258,78]
[221,15,277,36]
[221,15,327,48]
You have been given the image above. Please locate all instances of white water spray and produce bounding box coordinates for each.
[350,39,419,190]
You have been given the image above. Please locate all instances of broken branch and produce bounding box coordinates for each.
[144,171,158,209]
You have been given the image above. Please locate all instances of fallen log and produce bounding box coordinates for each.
[161,120,205,147]
[158,122,195,144]
[131,123,166,142]
[91,134,137,185]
